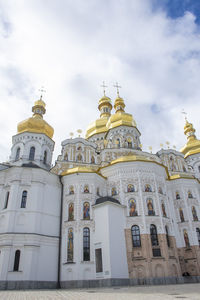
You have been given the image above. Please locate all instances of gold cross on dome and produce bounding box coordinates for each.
[100,81,107,96]
[113,82,121,97]
[181,109,187,121]
[39,86,46,100]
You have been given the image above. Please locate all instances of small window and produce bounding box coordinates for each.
[165,226,170,247]
[21,191,27,208]
[67,228,73,262]
[43,151,47,164]
[192,206,198,221]
[150,224,159,246]
[131,225,141,247]
[15,148,20,161]
[198,166,200,173]
[4,192,9,209]
[158,187,163,194]
[13,250,20,271]
[77,153,82,162]
[152,248,161,257]
[183,229,190,248]
[69,186,74,195]
[111,187,117,196]
[188,191,193,199]
[83,227,90,261]
[176,192,180,200]
[64,153,68,161]
[29,146,35,161]
[91,156,95,164]
[162,203,167,217]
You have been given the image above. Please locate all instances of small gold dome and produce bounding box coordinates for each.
[17,98,54,139]
[114,96,125,112]
[106,111,137,130]
[180,120,200,158]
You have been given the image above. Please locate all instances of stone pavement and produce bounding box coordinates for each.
[0,283,200,300]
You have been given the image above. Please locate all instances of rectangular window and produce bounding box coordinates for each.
[95,248,103,273]
[152,248,161,257]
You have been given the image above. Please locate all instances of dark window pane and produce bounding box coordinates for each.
[95,248,103,273]
[13,250,20,271]
[83,227,90,261]
[131,225,141,247]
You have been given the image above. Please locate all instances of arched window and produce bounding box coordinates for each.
[43,151,47,164]
[196,228,200,246]
[64,153,68,161]
[15,147,20,161]
[116,138,120,148]
[165,226,170,247]
[83,202,90,220]
[21,191,27,208]
[13,250,20,271]
[4,191,9,209]
[150,224,159,246]
[176,192,180,200]
[91,156,95,164]
[145,184,152,192]
[83,227,90,261]
[29,146,35,161]
[162,203,167,217]
[127,138,132,149]
[131,225,141,247]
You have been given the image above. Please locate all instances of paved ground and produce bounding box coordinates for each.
[0,283,200,300]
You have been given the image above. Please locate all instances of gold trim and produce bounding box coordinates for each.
[61,166,107,179]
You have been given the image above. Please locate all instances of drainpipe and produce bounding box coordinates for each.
[57,175,63,289]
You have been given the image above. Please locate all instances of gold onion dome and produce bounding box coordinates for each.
[106,95,137,130]
[180,120,200,158]
[85,95,112,139]
[17,97,54,139]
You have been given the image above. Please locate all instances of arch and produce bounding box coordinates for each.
[15,147,20,161]
[4,191,9,209]
[179,208,185,222]
[69,186,74,195]
[129,199,138,216]
[83,227,90,261]
[165,225,170,247]
[183,229,190,248]
[188,191,193,199]
[131,225,141,247]
[67,228,73,262]
[155,264,164,277]
[127,184,135,193]
[13,250,20,271]
[192,206,198,221]
[147,198,155,216]
[43,150,47,164]
[84,185,89,193]
[21,190,27,208]
[196,228,200,246]
[29,146,35,161]
[83,202,90,220]
[150,224,159,246]
[145,184,152,192]
[68,203,74,221]
[176,192,180,200]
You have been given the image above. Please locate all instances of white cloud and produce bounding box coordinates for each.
[0,0,200,162]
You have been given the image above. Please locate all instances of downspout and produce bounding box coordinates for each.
[57,175,64,289]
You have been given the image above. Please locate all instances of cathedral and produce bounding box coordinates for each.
[0,90,200,289]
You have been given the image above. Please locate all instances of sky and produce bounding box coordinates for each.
[0,0,200,163]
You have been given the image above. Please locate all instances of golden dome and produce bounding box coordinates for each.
[85,95,112,139]
[17,97,54,139]
[180,120,200,158]
[114,96,125,112]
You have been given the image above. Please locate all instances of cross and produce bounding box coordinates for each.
[113,82,121,97]
[38,86,46,100]
[181,109,187,121]
[100,81,107,96]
